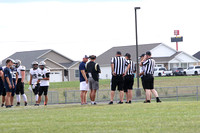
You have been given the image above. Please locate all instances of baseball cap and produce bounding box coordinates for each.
[125,53,131,59]
[146,51,152,56]
[83,55,89,59]
[6,58,15,64]
[140,54,145,58]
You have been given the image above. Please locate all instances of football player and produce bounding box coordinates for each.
[10,62,18,106]
[15,60,28,106]
[4,58,15,108]
[0,66,6,107]
[29,61,40,105]
[35,61,50,106]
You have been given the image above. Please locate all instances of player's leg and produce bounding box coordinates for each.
[118,76,124,104]
[44,86,48,106]
[128,89,133,103]
[145,89,151,103]
[109,76,116,104]
[124,77,129,103]
[16,82,21,106]
[1,88,6,107]
[36,86,44,106]
[6,92,11,108]
[80,91,83,104]
[33,84,39,104]
[20,82,27,106]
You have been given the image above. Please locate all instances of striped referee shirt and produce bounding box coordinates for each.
[111,56,129,75]
[143,58,155,75]
[126,60,136,75]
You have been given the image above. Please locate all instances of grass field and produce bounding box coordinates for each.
[0,101,200,133]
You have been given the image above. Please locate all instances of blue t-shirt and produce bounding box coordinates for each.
[0,67,4,88]
[11,67,17,79]
[4,67,13,88]
[79,62,88,82]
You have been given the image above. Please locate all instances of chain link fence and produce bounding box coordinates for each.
[17,86,200,105]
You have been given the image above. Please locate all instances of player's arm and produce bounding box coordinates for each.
[97,64,101,74]
[21,70,25,83]
[16,72,18,84]
[124,64,131,76]
[29,74,32,85]
[5,77,12,89]
[43,73,50,80]
[1,72,5,83]
[111,63,116,76]
[81,70,88,83]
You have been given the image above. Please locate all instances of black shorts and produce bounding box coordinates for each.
[141,76,145,90]
[16,79,25,95]
[12,79,16,97]
[39,86,49,96]
[0,85,6,96]
[32,84,40,95]
[143,74,154,90]
[111,75,124,91]
[124,75,134,92]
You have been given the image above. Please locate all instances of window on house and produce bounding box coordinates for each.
[75,70,79,78]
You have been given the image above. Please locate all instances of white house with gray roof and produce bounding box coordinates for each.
[1,49,80,82]
[96,43,199,79]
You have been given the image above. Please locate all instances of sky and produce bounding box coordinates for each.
[0,0,199,62]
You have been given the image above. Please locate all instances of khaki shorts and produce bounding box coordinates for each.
[88,78,99,90]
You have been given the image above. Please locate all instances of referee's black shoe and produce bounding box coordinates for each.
[144,100,151,103]
[108,101,113,105]
[117,101,123,104]
[156,97,162,103]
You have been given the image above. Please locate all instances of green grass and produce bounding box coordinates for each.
[0,101,200,133]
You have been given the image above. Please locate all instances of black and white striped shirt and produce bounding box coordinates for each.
[143,58,155,75]
[111,56,129,75]
[126,60,136,75]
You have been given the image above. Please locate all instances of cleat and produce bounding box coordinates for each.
[108,101,113,105]
[1,104,4,107]
[25,102,28,106]
[117,101,123,104]
[16,102,20,106]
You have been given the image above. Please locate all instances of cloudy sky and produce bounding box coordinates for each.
[0,0,199,61]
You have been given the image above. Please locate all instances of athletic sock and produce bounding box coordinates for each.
[35,94,39,102]
[22,94,27,102]
[16,95,20,103]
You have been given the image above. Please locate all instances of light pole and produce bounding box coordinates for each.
[135,7,140,90]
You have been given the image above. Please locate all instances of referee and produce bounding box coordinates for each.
[109,51,130,104]
[124,53,136,104]
[140,51,161,103]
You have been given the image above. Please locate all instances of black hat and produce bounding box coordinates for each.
[140,54,145,58]
[89,55,96,60]
[125,53,131,59]
[146,51,152,56]
[116,51,122,55]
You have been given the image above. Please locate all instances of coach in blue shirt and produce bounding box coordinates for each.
[4,58,15,108]
[79,55,89,105]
